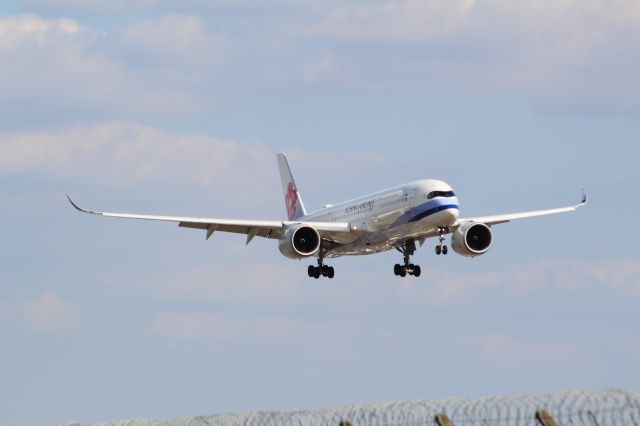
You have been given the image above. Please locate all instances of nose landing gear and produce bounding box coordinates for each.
[435,227,449,255]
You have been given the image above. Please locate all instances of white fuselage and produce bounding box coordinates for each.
[302,179,460,257]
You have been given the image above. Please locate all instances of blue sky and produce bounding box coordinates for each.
[1,1,639,425]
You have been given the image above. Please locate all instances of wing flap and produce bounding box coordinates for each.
[179,222,280,239]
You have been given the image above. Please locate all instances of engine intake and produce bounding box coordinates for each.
[451,222,493,257]
[278,225,321,259]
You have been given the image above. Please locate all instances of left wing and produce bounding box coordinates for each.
[455,190,587,227]
[67,196,350,243]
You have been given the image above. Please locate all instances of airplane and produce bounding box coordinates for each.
[68,153,587,279]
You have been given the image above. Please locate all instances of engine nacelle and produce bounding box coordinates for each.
[278,225,321,259]
[451,222,493,257]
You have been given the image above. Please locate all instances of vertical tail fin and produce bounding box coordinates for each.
[276,153,307,220]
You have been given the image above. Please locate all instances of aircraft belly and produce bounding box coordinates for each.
[323,231,360,245]
[326,208,458,257]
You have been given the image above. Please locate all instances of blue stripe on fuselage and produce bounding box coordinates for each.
[392,198,459,226]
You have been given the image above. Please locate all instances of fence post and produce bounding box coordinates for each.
[435,414,455,426]
[535,410,558,426]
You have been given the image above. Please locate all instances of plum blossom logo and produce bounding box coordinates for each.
[285,182,298,220]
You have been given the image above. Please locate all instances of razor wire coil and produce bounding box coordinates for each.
[68,389,640,426]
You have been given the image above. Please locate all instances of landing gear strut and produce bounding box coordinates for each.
[394,239,421,278]
[307,252,334,279]
[435,227,449,255]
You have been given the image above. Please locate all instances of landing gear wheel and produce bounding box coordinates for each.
[413,265,421,277]
[442,245,448,255]
[308,248,335,279]
[320,265,328,275]
[394,239,422,278]
[435,245,442,255]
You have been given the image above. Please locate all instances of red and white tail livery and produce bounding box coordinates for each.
[277,153,307,221]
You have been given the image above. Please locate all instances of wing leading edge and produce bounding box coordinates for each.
[66,195,350,243]
[456,190,587,227]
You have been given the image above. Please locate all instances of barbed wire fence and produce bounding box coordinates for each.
[70,389,640,426]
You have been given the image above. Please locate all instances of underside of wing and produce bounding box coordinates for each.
[177,220,284,240]
[67,195,350,243]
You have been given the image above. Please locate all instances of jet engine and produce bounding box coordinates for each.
[451,222,493,257]
[278,225,321,259]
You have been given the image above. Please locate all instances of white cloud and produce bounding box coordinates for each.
[0,13,81,51]
[23,292,79,335]
[300,0,475,43]
[300,0,640,46]
[0,14,223,124]
[0,120,388,212]
[4,2,639,120]
[292,0,640,109]
[0,120,390,230]
[0,121,273,190]
[113,14,229,68]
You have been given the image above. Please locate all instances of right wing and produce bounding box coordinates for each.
[67,196,350,243]
[455,190,588,227]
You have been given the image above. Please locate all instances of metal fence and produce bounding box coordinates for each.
[71,389,640,426]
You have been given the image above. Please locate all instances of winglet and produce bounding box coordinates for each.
[66,195,100,215]
[579,189,588,207]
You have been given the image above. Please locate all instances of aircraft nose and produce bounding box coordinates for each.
[448,206,460,220]
[448,198,460,221]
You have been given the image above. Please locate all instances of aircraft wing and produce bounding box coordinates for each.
[456,190,587,227]
[67,196,350,243]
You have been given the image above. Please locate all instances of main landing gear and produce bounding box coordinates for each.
[435,227,449,255]
[394,239,421,278]
[393,229,451,277]
[308,258,334,279]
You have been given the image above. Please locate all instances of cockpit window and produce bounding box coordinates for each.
[427,190,455,199]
